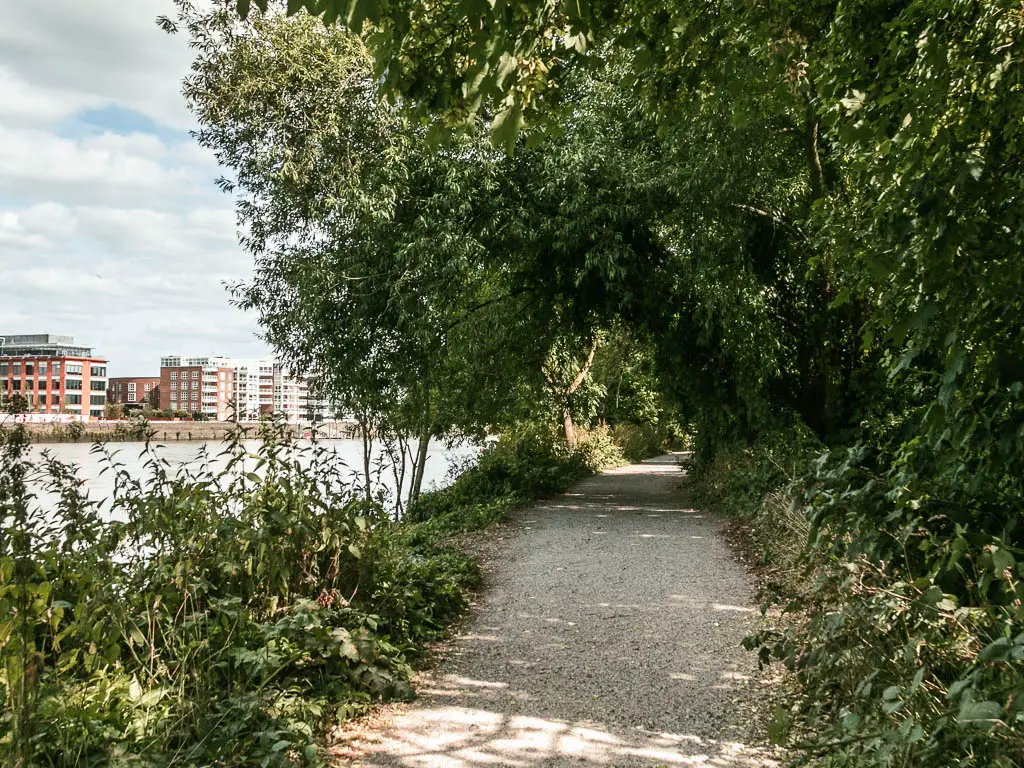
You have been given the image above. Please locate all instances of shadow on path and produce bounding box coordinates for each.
[340,455,779,767]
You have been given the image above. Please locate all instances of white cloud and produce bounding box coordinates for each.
[0,67,100,127]
[0,126,219,209]
[0,0,269,376]
[0,1,197,129]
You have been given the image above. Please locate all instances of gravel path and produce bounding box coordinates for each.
[349,455,779,767]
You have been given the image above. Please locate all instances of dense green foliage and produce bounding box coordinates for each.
[161,0,1024,763]
[178,3,681,473]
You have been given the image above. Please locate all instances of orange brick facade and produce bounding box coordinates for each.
[1,335,108,420]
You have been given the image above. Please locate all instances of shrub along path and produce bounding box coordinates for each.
[343,455,779,767]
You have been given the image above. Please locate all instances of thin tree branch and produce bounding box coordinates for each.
[566,336,599,396]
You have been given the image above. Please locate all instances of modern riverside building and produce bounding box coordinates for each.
[159,356,237,421]
[0,334,108,420]
[107,376,161,410]
[158,356,311,422]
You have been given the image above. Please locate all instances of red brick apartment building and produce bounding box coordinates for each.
[0,334,108,420]
[159,357,236,420]
[107,377,160,409]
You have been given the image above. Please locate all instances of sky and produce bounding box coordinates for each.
[0,0,271,376]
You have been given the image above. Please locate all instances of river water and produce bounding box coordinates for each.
[28,438,479,515]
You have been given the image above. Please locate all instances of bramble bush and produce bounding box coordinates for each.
[607,422,684,464]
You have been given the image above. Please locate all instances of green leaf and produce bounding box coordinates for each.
[956,700,1003,724]
[841,712,861,731]
[490,103,523,153]
[991,547,1015,574]
[911,667,925,690]
[978,637,1011,662]
[128,625,147,647]
[767,705,792,744]
[947,678,973,699]
[494,53,518,90]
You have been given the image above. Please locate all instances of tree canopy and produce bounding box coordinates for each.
[170,0,1024,761]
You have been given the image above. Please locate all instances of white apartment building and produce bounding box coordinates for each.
[159,356,311,422]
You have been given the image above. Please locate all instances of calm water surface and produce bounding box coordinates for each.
[31,439,479,514]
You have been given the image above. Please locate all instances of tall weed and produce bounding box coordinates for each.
[0,424,463,766]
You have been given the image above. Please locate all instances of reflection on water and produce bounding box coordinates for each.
[29,439,479,514]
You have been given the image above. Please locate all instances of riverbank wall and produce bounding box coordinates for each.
[18,420,359,443]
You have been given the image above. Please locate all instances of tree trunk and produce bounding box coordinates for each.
[563,406,576,450]
[410,426,430,503]
[386,434,408,520]
[544,336,599,450]
[359,417,373,503]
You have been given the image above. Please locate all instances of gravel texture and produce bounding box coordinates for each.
[347,455,779,767]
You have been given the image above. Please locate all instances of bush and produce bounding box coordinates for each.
[694,430,1024,767]
[608,422,686,463]
[0,425,480,766]
[574,425,627,471]
[405,424,595,524]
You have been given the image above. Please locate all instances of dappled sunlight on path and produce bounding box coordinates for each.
[353,702,773,766]
[338,454,779,767]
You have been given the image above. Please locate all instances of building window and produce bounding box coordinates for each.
[170,371,178,380]
[90,381,106,391]
[52,362,60,376]
[171,382,177,391]
[66,363,82,375]
[90,395,105,405]
[192,371,199,379]
[66,394,82,405]
[144,383,151,392]
[25,363,33,375]
[65,379,82,390]
[0,363,6,376]
[25,379,34,390]
[38,394,47,405]
[192,381,199,390]
[90,409,103,418]
[13,363,20,374]
[52,394,60,405]
[11,380,20,391]
[91,366,106,377]
[38,362,46,375]
[128,382,136,392]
